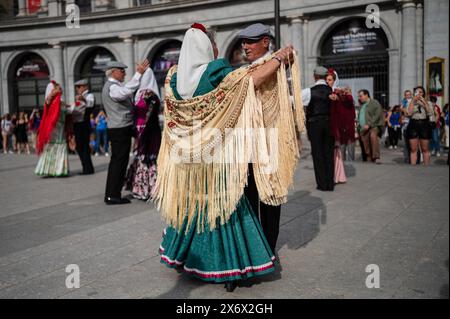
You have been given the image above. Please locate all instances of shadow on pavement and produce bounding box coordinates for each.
[276,190,326,252]
[344,163,356,178]
[152,270,205,299]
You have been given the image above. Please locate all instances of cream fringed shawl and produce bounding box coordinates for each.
[153,51,305,233]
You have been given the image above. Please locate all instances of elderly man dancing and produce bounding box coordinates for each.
[102,59,149,205]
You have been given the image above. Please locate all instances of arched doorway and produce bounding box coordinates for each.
[8,52,50,114]
[74,47,116,110]
[319,18,389,107]
[149,40,182,98]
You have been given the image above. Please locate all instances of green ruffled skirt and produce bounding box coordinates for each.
[35,143,69,177]
[160,195,276,283]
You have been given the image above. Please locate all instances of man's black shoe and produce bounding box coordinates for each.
[316,186,334,192]
[104,197,131,205]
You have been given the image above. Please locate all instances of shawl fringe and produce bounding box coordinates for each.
[153,51,305,233]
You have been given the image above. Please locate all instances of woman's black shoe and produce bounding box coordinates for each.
[225,281,237,292]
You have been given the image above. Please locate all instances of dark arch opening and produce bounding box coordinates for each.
[73,46,116,111]
[148,40,182,97]
[8,52,50,114]
[319,18,390,107]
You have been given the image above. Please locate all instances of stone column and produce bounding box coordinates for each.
[303,18,310,86]
[49,41,66,96]
[288,16,306,85]
[17,0,27,16]
[416,2,424,85]
[306,56,318,88]
[0,54,4,114]
[389,48,401,105]
[400,0,417,94]
[119,33,135,82]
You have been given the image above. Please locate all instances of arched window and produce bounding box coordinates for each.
[74,47,115,109]
[319,18,389,106]
[150,40,182,97]
[10,52,50,113]
[75,0,92,13]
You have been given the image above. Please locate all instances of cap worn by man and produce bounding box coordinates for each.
[74,79,88,86]
[105,61,128,70]
[237,23,273,40]
[314,66,329,77]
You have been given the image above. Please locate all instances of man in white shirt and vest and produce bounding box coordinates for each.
[302,66,335,191]
[102,59,149,205]
[68,79,95,175]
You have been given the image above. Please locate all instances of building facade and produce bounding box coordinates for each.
[0,0,448,115]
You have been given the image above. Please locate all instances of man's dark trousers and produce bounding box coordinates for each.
[73,121,94,174]
[307,116,335,191]
[105,125,133,199]
[244,165,281,254]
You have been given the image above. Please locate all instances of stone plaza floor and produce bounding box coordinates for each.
[0,141,448,299]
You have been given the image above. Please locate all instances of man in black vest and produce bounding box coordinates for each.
[69,79,95,175]
[302,66,335,191]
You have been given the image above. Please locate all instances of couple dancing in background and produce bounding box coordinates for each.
[303,66,356,191]
[155,23,305,292]
[34,79,96,177]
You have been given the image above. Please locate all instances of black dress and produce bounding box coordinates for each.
[16,122,28,143]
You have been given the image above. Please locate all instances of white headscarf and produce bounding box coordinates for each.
[332,70,340,90]
[176,28,214,99]
[45,82,55,100]
[135,67,160,102]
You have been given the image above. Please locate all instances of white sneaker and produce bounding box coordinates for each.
[105,153,109,157]
[437,152,441,157]
[394,146,398,150]
[389,146,393,150]
[94,152,99,157]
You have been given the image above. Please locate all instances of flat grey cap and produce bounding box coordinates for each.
[237,23,273,40]
[74,79,88,86]
[105,61,128,70]
[314,66,329,77]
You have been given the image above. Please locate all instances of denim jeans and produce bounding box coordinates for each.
[95,129,108,153]
[340,143,355,161]
[430,127,441,153]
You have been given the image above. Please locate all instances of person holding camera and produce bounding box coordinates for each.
[429,96,442,157]
[406,86,433,166]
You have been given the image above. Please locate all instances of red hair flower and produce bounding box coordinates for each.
[191,23,207,34]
